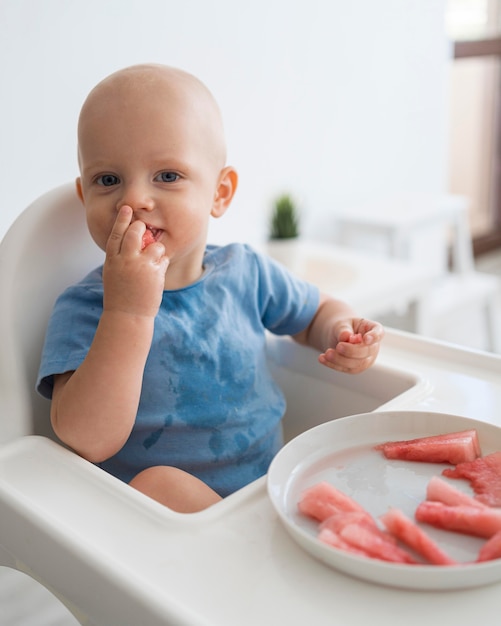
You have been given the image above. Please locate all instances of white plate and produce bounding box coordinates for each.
[267,410,501,590]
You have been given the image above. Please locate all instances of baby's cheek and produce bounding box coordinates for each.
[89,226,111,252]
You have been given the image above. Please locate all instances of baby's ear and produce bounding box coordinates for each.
[75,178,84,204]
[211,166,238,218]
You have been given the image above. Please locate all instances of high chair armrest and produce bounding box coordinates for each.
[0,436,211,626]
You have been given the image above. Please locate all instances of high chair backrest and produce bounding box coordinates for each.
[0,183,104,444]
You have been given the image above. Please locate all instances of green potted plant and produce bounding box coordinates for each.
[270,194,300,240]
[267,193,302,272]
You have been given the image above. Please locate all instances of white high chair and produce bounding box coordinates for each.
[334,194,501,353]
[0,184,104,446]
[0,183,424,624]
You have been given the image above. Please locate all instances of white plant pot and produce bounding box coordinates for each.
[266,238,303,274]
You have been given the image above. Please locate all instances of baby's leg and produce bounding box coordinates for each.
[129,465,222,513]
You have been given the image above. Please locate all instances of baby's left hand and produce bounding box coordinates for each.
[318,318,384,374]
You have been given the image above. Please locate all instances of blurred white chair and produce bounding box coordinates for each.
[334,195,501,353]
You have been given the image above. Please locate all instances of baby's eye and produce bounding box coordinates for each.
[96,174,120,187]
[155,172,179,183]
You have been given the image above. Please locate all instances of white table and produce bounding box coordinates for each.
[330,196,501,352]
[1,329,501,625]
[267,240,436,324]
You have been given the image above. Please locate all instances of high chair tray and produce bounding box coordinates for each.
[2,329,501,625]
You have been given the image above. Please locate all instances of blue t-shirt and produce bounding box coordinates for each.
[37,243,319,496]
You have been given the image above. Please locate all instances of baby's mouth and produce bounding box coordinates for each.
[141,225,162,250]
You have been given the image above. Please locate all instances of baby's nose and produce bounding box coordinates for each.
[117,183,154,212]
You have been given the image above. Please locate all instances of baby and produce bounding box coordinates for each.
[37,64,384,512]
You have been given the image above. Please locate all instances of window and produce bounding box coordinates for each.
[446,0,501,253]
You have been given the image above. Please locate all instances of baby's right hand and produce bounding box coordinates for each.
[102,206,169,318]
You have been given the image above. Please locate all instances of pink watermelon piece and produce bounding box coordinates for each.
[318,527,369,557]
[348,333,363,344]
[298,481,367,522]
[375,429,481,465]
[320,510,379,534]
[442,451,501,507]
[317,506,409,562]
[477,530,501,562]
[141,228,156,250]
[426,476,486,509]
[380,507,457,565]
[338,520,418,564]
[415,501,501,538]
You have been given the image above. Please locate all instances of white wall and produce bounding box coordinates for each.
[0,0,449,245]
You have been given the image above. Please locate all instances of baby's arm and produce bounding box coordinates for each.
[50,206,169,463]
[294,292,384,374]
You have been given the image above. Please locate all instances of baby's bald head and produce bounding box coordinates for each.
[77,64,228,169]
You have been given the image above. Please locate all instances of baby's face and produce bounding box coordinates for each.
[77,70,228,272]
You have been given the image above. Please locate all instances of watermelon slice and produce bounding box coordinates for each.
[348,333,363,344]
[318,527,369,557]
[477,530,501,562]
[298,481,367,522]
[320,510,379,534]
[375,429,481,465]
[141,228,156,250]
[426,476,486,509]
[380,507,457,565]
[442,451,501,507]
[415,501,501,538]
[338,520,418,564]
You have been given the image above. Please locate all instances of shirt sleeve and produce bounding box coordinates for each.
[36,278,103,399]
[253,249,320,336]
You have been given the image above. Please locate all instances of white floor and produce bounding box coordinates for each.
[476,247,501,279]
[0,567,78,626]
[1,249,501,626]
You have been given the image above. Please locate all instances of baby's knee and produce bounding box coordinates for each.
[130,465,181,490]
[129,465,221,512]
